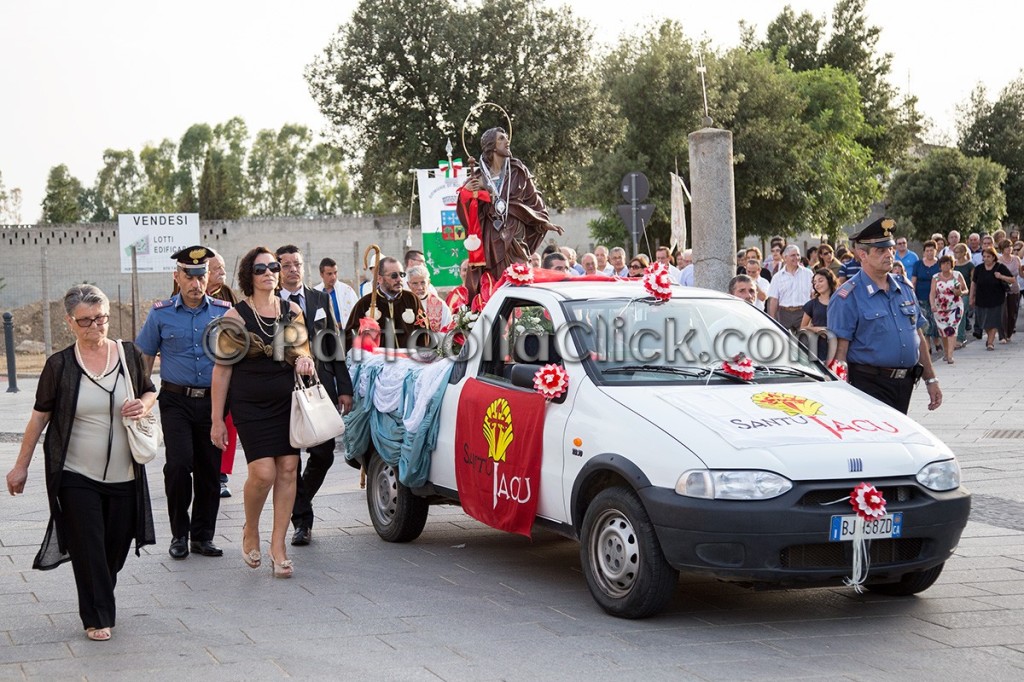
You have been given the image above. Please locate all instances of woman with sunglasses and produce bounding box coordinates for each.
[210,247,316,578]
[6,285,157,642]
[627,255,649,277]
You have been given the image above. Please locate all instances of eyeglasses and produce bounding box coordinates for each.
[73,314,109,328]
[253,262,282,274]
[385,272,406,280]
[629,264,643,270]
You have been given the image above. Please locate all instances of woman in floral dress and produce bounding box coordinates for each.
[929,255,967,364]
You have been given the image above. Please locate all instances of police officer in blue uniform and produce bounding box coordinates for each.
[136,246,231,559]
[828,218,943,414]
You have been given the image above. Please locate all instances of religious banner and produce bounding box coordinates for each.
[416,168,466,288]
[455,378,545,537]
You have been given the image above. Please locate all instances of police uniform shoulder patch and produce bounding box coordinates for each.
[836,280,856,299]
[210,298,231,308]
[152,298,174,309]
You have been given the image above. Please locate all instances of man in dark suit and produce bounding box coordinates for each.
[275,245,354,546]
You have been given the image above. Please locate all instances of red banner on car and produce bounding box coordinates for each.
[455,378,545,537]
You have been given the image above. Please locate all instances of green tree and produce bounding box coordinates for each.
[957,77,1024,225]
[301,143,352,215]
[41,164,86,224]
[139,139,179,212]
[95,149,144,216]
[176,123,213,212]
[887,147,1007,240]
[306,0,615,211]
[756,0,921,173]
[247,124,311,216]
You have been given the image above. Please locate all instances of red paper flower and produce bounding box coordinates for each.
[828,358,849,382]
[533,363,569,400]
[849,482,886,520]
[721,354,754,381]
[642,262,673,301]
[505,263,534,285]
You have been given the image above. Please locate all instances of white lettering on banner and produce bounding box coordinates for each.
[492,462,532,509]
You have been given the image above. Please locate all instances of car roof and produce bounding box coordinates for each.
[527,280,736,302]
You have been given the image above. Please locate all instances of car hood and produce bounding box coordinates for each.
[603,380,949,479]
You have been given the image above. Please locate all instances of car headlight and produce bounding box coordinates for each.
[676,470,793,500]
[916,459,961,491]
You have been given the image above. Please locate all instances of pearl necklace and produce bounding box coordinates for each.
[75,340,112,381]
[247,297,278,335]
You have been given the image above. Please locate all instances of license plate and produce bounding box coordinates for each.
[829,512,903,542]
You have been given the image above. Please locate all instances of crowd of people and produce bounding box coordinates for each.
[8,218,1024,643]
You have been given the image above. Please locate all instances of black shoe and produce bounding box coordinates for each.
[169,536,189,559]
[291,527,311,546]
[189,540,224,557]
[220,482,231,498]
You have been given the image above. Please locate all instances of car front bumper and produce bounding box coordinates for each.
[639,478,971,585]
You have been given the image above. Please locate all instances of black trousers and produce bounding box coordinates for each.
[848,366,916,415]
[291,437,335,529]
[158,391,222,541]
[59,474,136,630]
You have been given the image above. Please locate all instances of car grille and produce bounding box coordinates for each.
[780,538,924,569]
[797,486,917,507]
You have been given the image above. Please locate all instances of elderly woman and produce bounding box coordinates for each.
[997,238,1022,342]
[210,247,316,578]
[407,265,452,332]
[970,246,1016,351]
[930,255,967,364]
[6,285,156,642]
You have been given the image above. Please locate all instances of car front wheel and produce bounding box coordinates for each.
[580,487,678,619]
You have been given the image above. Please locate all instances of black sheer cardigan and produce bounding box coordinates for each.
[31,341,157,570]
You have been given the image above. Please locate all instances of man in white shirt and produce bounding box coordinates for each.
[595,245,613,275]
[608,247,629,277]
[678,249,695,286]
[767,245,813,334]
[940,230,960,259]
[313,257,358,330]
[654,246,681,281]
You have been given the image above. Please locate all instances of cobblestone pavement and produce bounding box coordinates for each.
[1,336,1023,680]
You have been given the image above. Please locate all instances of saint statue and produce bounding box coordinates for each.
[456,127,563,309]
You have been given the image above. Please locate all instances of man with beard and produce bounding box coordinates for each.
[345,257,426,350]
[457,127,564,307]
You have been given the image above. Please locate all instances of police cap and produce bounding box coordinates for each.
[850,217,896,249]
[171,245,213,276]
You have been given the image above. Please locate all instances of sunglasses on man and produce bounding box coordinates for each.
[253,262,282,274]
[385,272,406,280]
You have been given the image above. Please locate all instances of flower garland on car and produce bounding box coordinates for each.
[533,363,569,400]
[504,262,534,285]
[828,359,849,382]
[438,306,480,358]
[721,354,755,381]
[642,262,673,301]
[845,482,888,591]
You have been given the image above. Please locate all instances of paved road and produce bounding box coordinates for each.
[1,338,1023,680]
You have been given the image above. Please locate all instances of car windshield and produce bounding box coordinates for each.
[562,296,830,385]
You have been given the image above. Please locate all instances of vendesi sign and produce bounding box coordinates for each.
[117,213,200,273]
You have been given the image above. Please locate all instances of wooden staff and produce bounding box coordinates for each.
[363,244,383,318]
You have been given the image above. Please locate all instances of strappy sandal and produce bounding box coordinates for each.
[242,525,261,568]
[269,554,294,579]
[987,343,995,351]
[86,627,111,642]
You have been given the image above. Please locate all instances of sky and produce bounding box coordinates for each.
[1,0,1020,224]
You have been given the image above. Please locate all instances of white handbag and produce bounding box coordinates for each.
[116,340,160,464]
[290,370,345,449]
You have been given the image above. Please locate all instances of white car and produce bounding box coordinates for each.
[351,281,971,619]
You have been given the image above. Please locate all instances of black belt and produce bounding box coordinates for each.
[847,363,913,380]
[161,381,210,398]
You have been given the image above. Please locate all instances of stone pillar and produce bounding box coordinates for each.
[687,127,737,293]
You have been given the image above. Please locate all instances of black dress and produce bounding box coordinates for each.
[229,300,299,461]
[801,297,830,360]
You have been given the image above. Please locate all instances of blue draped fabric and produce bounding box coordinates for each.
[343,358,453,488]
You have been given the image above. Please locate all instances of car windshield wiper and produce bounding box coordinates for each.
[752,364,825,381]
[704,367,753,384]
[602,365,706,377]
